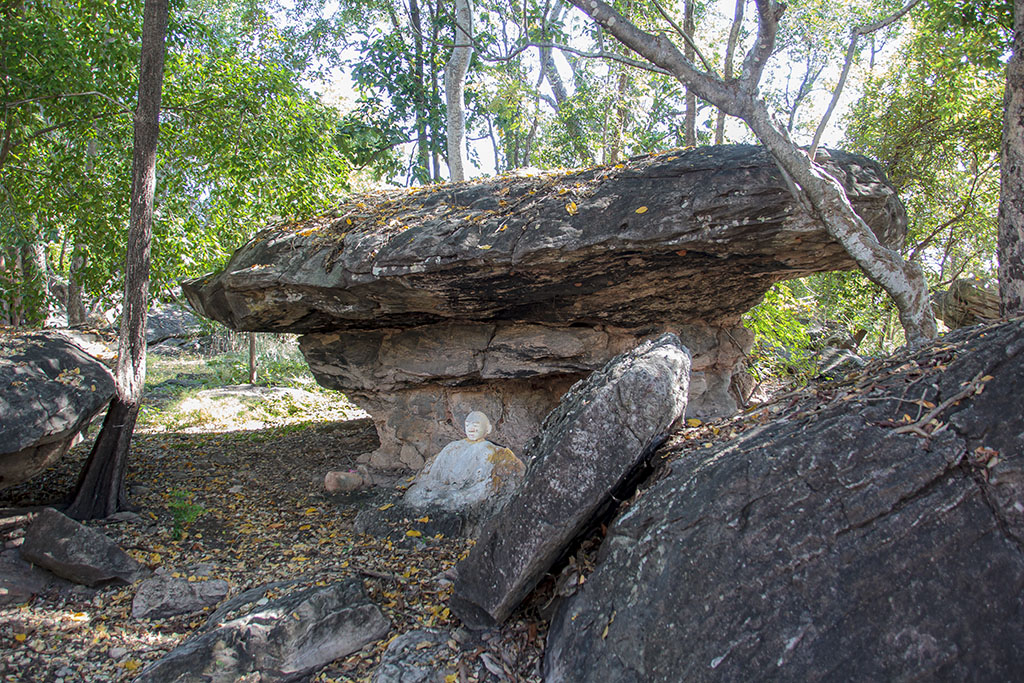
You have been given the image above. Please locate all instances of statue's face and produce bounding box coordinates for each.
[465,415,487,441]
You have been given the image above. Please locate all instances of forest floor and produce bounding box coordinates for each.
[0,345,552,682]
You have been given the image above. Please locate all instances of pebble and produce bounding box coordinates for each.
[109,646,127,659]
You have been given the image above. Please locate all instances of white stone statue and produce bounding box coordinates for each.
[404,411,525,511]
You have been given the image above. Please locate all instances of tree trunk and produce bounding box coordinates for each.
[683,0,697,146]
[67,243,87,327]
[445,0,473,181]
[408,0,431,184]
[248,332,257,383]
[716,0,744,144]
[67,0,168,520]
[999,0,1024,317]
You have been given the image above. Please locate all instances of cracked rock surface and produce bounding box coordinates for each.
[544,320,1024,682]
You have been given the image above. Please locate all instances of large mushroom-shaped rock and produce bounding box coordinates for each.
[183,145,906,468]
[543,320,1024,681]
[0,331,116,489]
[451,333,691,628]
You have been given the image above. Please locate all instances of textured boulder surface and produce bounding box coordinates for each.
[20,508,150,587]
[544,320,1024,682]
[136,580,390,682]
[451,334,690,628]
[132,571,231,620]
[184,145,905,468]
[0,331,116,489]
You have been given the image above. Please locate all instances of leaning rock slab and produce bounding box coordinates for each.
[544,320,1024,681]
[20,507,149,587]
[135,579,391,682]
[450,333,690,628]
[184,145,904,468]
[0,331,116,489]
[132,571,231,620]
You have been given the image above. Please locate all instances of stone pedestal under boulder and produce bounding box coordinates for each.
[1,332,116,489]
[543,320,1024,681]
[184,145,906,469]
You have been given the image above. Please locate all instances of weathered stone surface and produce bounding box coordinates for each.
[451,333,690,628]
[544,320,1024,682]
[0,548,53,606]
[372,628,450,683]
[136,580,391,682]
[0,332,116,489]
[146,301,206,345]
[132,570,231,619]
[20,508,149,587]
[184,145,903,468]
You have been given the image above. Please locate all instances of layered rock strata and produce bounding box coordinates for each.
[184,145,906,468]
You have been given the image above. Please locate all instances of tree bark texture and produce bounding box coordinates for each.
[1000,0,1024,317]
[566,0,937,344]
[683,0,696,146]
[715,0,744,144]
[67,0,168,519]
[445,0,472,181]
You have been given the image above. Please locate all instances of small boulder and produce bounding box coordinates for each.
[0,548,58,606]
[325,470,366,493]
[451,333,690,628]
[146,301,206,345]
[19,507,149,587]
[132,571,231,619]
[0,332,116,489]
[135,579,391,682]
[372,628,451,683]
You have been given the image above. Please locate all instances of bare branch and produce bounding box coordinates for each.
[650,0,715,73]
[738,0,785,90]
[2,90,131,113]
[481,39,672,75]
[809,0,922,159]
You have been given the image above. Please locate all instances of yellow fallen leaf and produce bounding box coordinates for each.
[379,503,394,511]
[14,634,26,643]
[406,530,422,537]
[416,516,430,523]
[304,507,318,515]
[293,556,308,562]
[566,201,578,216]
[122,660,142,671]
[446,674,458,683]
[299,524,311,531]
[686,418,702,427]
[478,245,492,250]
[635,206,648,214]
[613,163,624,169]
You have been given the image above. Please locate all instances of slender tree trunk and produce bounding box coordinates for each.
[408,0,431,184]
[67,0,168,520]
[683,0,697,146]
[716,0,744,144]
[445,0,473,181]
[67,244,87,327]
[999,0,1024,316]
[248,332,257,383]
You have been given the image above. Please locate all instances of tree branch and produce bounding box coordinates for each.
[650,0,715,73]
[2,90,131,113]
[809,0,922,159]
[739,0,784,90]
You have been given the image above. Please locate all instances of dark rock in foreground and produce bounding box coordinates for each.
[0,332,116,489]
[184,145,905,469]
[20,507,149,587]
[136,580,390,682]
[451,334,690,628]
[544,320,1024,681]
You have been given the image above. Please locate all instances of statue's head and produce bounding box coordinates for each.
[464,411,492,442]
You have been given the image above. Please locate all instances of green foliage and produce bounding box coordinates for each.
[844,6,1004,287]
[167,488,205,540]
[1,0,358,322]
[742,281,817,383]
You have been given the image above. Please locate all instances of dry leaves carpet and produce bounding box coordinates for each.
[0,372,548,682]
